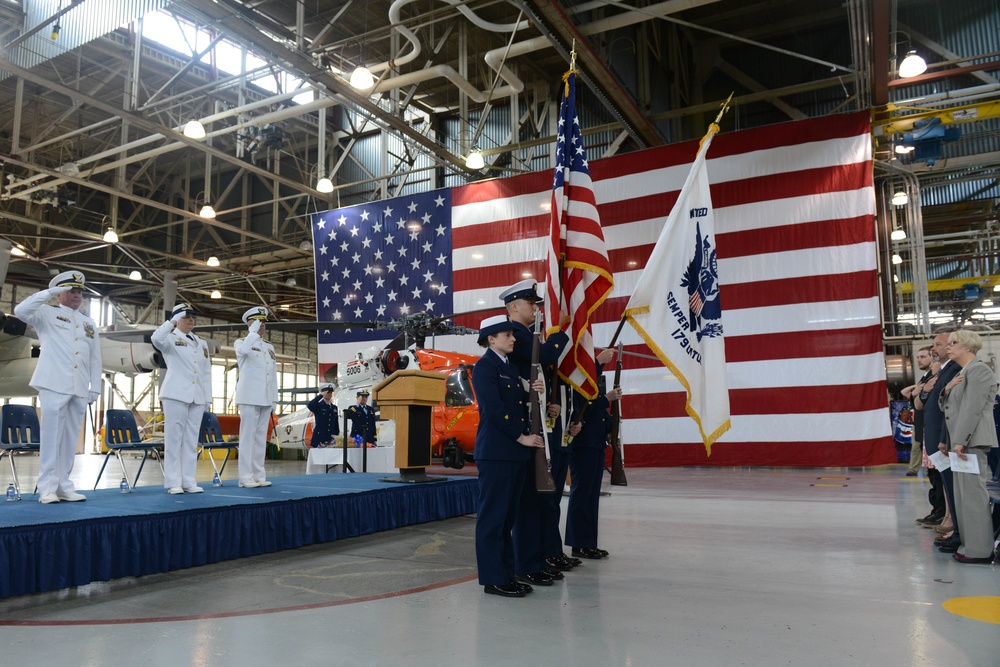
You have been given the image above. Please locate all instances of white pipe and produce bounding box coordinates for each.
[893,83,1000,107]
[372,64,519,102]
[9,97,340,201]
[5,88,315,198]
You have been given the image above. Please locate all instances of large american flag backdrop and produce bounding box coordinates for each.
[312,111,896,467]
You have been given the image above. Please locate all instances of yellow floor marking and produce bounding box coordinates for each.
[817,477,850,480]
[942,596,1000,624]
[810,483,848,487]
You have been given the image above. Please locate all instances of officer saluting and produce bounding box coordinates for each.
[306,383,340,448]
[345,389,377,445]
[234,306,278,488]
[14,270,102,503]
[151,302,213,494]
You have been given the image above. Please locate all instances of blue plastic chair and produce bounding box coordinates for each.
[197,412,238,480]
[94,409,163,490]
[0,405,41,499]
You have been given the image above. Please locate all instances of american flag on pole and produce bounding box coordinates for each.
[313,111,895,468]
[623,123,730,454]
[545,71,615,400]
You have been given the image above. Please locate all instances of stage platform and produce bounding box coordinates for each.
[0,473,478,599]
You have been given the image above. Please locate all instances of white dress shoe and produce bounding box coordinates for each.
[238,481,261,488]
[38,492,60,504]
[255,480,272,487]
[56,491,86,502]
[167,486,185,495]
[183,486,205,493]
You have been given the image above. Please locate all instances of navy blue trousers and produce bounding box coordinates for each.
[566,447,604,549]
[475,459,526,586]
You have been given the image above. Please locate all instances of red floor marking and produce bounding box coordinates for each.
[0,574,480,626]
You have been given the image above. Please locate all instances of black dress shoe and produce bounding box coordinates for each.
[542,567,565,580]
[546,556,574,571]
[938,543,960,553]
[516,571,554,586]
[571,547,605,560]
[595,547,609,557]
[484,583,526,598]
[513,580,533,594]
[564,555,583,567]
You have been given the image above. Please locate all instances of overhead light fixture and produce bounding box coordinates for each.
[890,229,907,241]
[299,241,313,253]
[57,162,80,177]
[891,191,908,206]
[279,304,290,310]
[210,290,222,299]
[349,66,375,90]
[465,148,485,170]
[10,245,27,257]
[316,176,334,193]
[891,254,903,265]
[183,120,207,139]
[893,275,900,284]
[994,285,1000,293]
[285,277,297,287]
[128,270,143,281]
[983,299,994,307]
[103,228,119,243]
[206,256,220,267]
[894,145,914,155]
[898,50,927,78]
[199,204,216,219]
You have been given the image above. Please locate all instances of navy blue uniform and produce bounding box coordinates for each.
[540,378,571,559]
[345,403,377,444]
[508,323,568,575]
[566,389,610,551]
[306,395,339,448]
[472,349,531,587]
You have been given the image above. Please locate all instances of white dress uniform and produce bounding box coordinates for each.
[13,271,102,501]
[234,307,278,487]
[151,304,213,492]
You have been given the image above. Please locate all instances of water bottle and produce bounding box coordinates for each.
[119,477,130,494]
[5,483,16,501]
[354,435,363,448]
[212,472,222,487]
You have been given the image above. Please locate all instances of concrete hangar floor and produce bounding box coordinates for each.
[0,459,996,667]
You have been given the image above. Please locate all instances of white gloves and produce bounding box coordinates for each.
[48,286,73,297]
[249,319,262,335]
[170,311,184,324]
[88,391,100,405]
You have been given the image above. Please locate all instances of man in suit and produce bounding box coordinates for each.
[235,306,278,488]
[14,270,102,503]
[472,314,545,598]
[345,390,377,445]
[916,332,962,550]
[151,302,213,493]
[901,346,933,477]
[307,383,340,448]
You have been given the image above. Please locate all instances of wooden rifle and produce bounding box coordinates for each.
[608,341,627,486]
[530,310,556,493]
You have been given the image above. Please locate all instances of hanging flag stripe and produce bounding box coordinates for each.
[621,380,890,417]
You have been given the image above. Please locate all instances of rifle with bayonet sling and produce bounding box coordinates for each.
[531,310,556,493]
[609,342,627,486]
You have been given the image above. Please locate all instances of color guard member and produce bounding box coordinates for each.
[235,306,278,488]
[14,270,101,503]
[151,302,213,493]
[500,279,569,585]
[307,383,340,448]
[472,315,545,598]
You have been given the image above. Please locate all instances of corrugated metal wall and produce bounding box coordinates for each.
[2,0,170,80]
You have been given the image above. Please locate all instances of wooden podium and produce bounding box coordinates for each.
[373,369,446,483]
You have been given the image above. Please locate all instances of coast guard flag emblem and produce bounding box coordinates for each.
[624,123,731,453]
